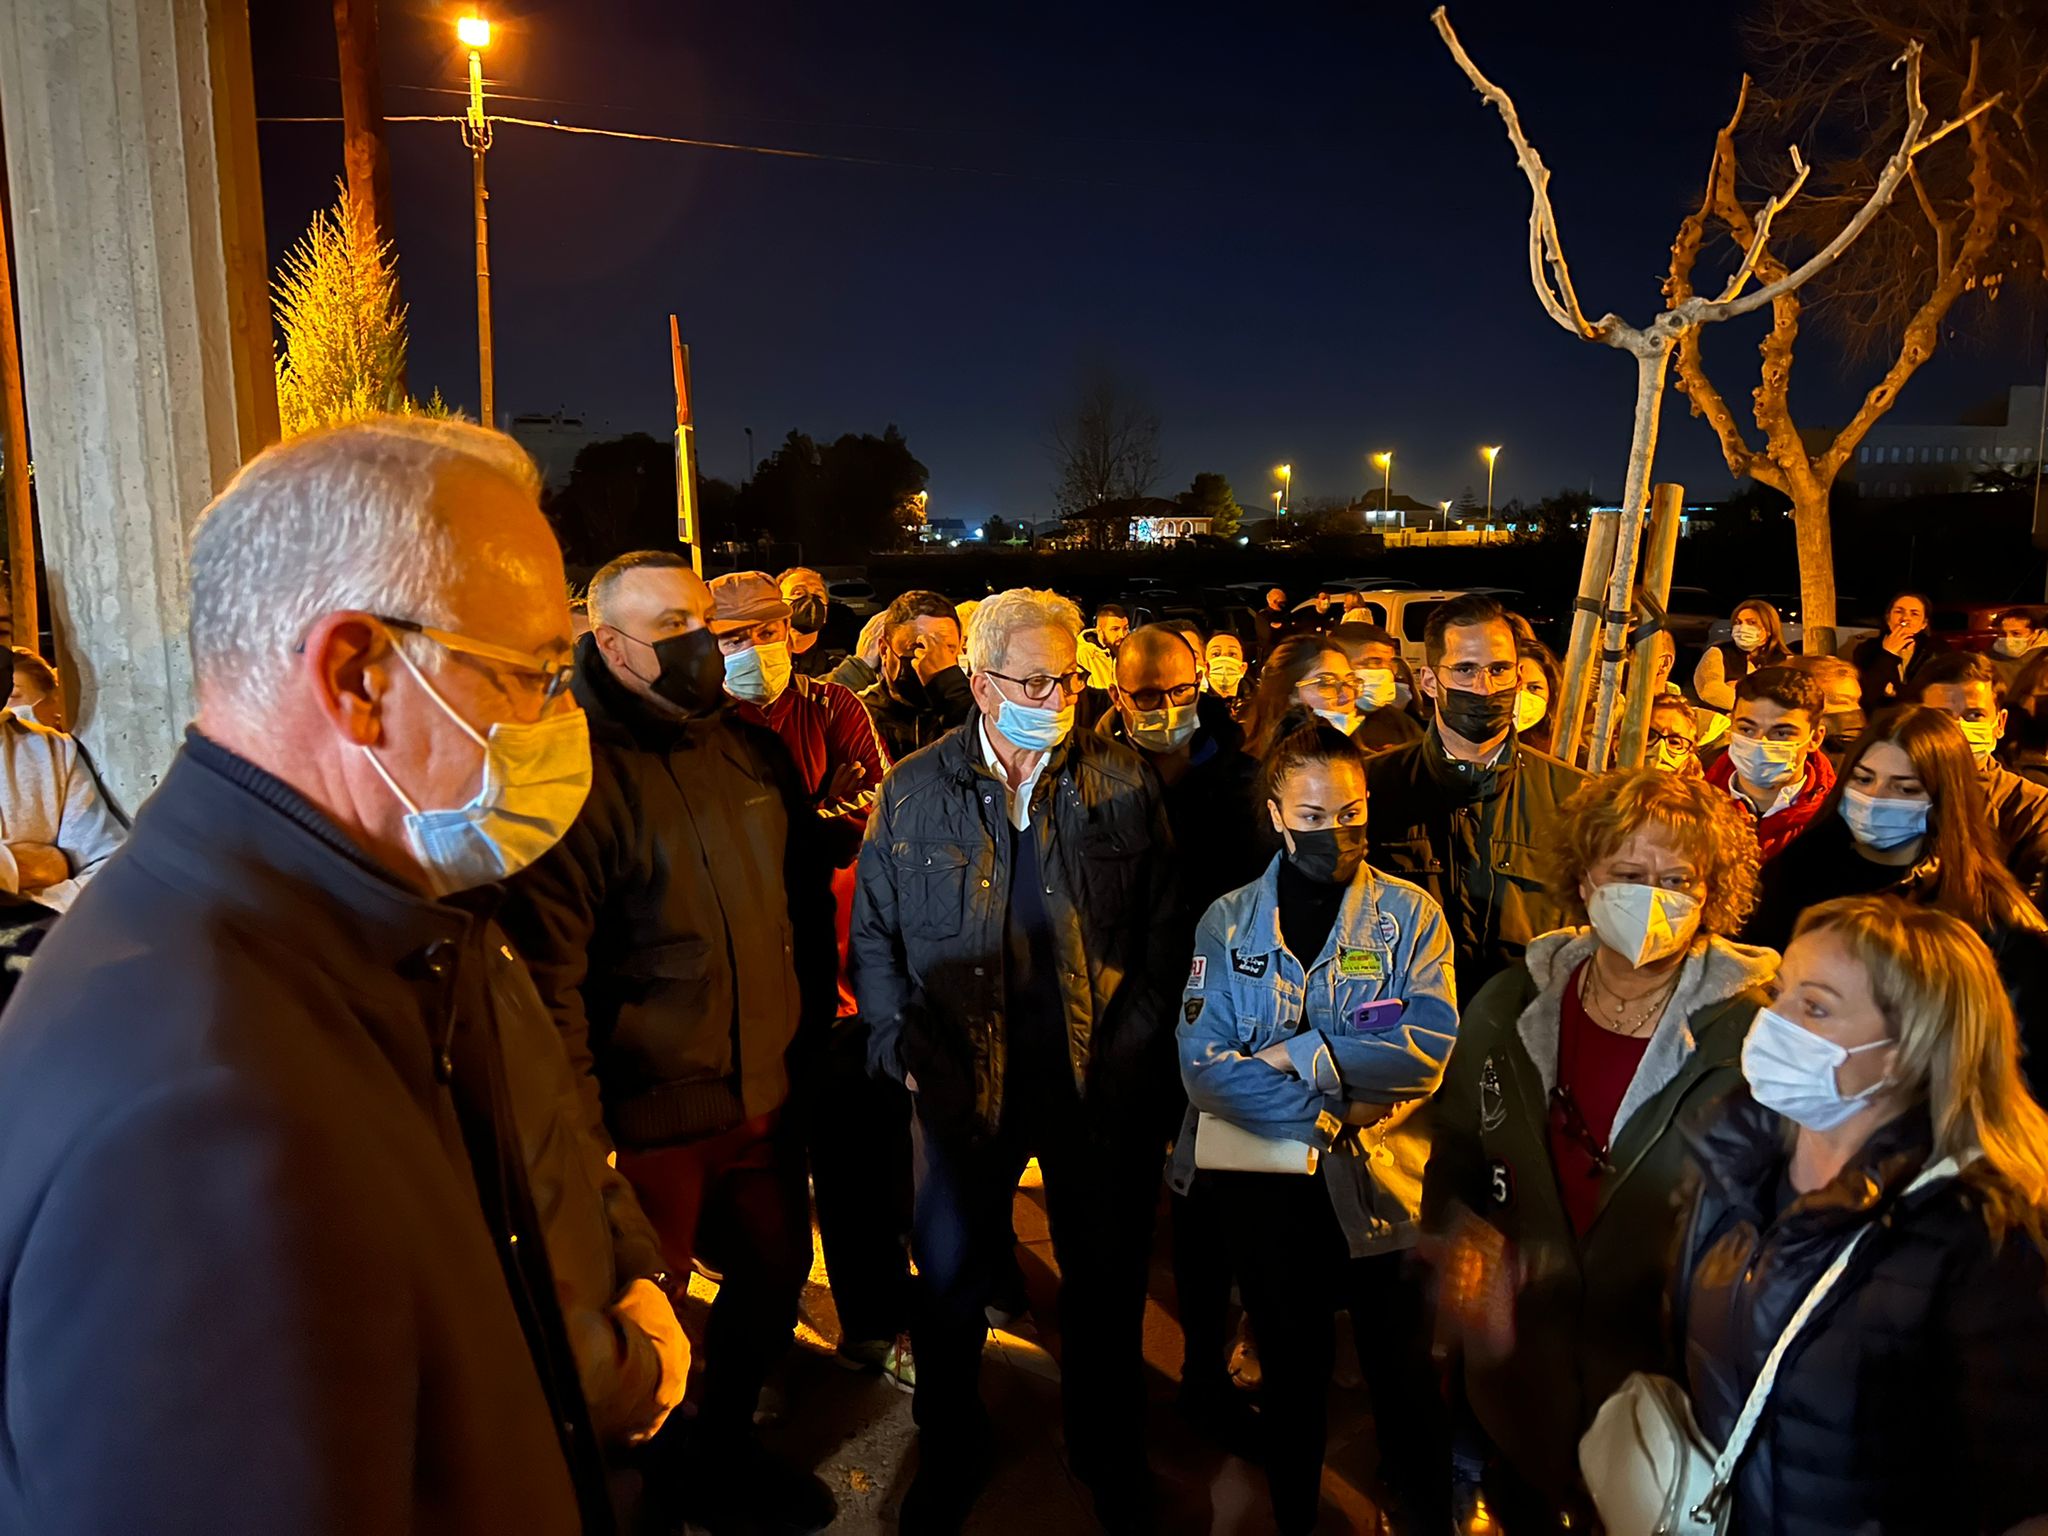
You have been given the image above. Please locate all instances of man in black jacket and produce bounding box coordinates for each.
[1908,651,2048,901]
[853,588,1180,1534]
[498,549,840,1535]
[858,587,973,759]
[1102,623,1265,1449]
[1365,593,1585,1003]
[0,418,683,1534]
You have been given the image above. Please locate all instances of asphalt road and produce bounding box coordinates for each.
[672,1161,1392,1535]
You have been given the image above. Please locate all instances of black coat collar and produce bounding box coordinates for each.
[1688,1086,1937,1229]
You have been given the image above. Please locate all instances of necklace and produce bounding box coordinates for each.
[1579,957,1681,1038]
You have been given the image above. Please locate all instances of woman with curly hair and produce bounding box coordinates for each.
[1422,768,1779,1528]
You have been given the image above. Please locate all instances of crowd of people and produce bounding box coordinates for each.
[0,416,2044,1536]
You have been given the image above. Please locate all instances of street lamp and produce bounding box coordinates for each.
[459,14,495,425]
[1482,445,1502,534]
[1372,450,1396,528]
[1276,463,1292,513]
[1272,490,1283,516]
[1440,498,1453,531]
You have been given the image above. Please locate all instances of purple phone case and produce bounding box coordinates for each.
[1349,998,1406,1034]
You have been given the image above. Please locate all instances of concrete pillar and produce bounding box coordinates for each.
[0,0,275,814]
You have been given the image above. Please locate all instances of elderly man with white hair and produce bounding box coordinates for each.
[0,418,687,1535]
[851,586,1181,1534]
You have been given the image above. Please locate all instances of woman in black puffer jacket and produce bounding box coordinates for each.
[1671,895,2048,1535]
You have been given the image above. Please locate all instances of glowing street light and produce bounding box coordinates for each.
[1440,498,1453,529]
[1276,462,1292,513]
[459,13,495,423]
[1482,444,1503,532]
[1372,450,1396,528]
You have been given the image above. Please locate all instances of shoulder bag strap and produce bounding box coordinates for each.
[1694,1154,1961,1522]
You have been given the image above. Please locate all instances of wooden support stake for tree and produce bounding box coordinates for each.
[1556,506,1620,764]
[1617,482,1685,769]
[0,136,37,656]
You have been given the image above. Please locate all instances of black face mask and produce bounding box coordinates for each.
[1434,680,1519,743]
[790,595,828,635]
[1286,824,1368,886]
[639,628,727,715]
[1821,708,1867,749]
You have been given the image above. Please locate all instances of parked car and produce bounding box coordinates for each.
[825,576,883,619]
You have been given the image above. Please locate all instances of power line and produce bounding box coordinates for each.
[257,111,1129,187]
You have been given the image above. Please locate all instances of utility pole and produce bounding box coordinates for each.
[671,316,703,575]
[458,16,495,426]
[333,0,400,390]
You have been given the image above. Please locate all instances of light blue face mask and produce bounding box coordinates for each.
[722,640,792,705]
[1840,786,1930,850]
[994,697,1074,752]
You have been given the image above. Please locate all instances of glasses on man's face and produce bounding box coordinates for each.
[986,668,1086,704]
[376,615,576,704]
[1439,659,1519,690]
[1122,681,1200,712]
[1646,729,1697,754]
[1299,671,1356,702]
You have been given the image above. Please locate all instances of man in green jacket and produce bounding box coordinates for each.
[1364,594,1586,1003]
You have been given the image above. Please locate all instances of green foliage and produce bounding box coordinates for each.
[273,183,433,437]
[1176,471,1244,538]
[735,425,929,561]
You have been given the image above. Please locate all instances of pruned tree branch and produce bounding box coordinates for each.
[1431,6,1603,342]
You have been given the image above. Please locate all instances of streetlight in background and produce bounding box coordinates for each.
[458,14,495,425]
[1482,444,1502,534]
[1440,498,1453,532]
[1372,450,1395,528]
[1276,463,1292,513]
[1272,490,1283,517]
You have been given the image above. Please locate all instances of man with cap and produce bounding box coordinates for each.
[498,550,841,1534]
[709,572,913,1383]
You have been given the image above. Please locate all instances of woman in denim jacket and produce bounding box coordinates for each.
[1175,711,1458,1535]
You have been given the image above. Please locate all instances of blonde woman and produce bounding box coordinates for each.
[1424,769,1775,1526]
[1674,896,2048,1533]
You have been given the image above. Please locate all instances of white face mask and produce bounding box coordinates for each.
[1650,738,1696,774]
[1586,882,1701,969]
[1994,634,2039,659]
[724,640,793,704]
[363,643,594,896]
[1515,689,1549,734]
[1127,700,1199,753]
[1314,706,1364,736]
[1741,1006,1893,1131]
[1956,716,2000,764]
[1354,668,1397,712]
[1205,656,1245,696]
[1727,733,1806,791]
[1730,622,1765,653]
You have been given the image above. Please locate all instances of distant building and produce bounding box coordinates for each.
[509,410,611,492]
[1053,496,1208,549]
[1845,384,2042,499]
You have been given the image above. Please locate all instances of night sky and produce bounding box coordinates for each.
[250,0,2038,526]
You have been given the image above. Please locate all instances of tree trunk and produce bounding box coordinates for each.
[1586,339,1675,769]
[1791,482,1838,655]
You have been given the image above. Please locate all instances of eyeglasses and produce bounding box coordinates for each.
[1299,671,1357,701]
[985,668,1087,704]
[1646,729,1697,754]
[1438,660,1519,689]
[1121,682,1200,712]
[376,615,577,704]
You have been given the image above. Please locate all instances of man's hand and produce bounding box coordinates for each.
[8,842,68,893]
[820,759,867,807]
[912,633,959,683]
[1252,1040,1297,1075]
[611,1277,689,1445]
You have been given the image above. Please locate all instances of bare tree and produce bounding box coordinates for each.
[1670,1,2041,653]
[1434,6,1990,767]
[1050,366,1161,517]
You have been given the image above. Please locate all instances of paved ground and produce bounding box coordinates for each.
[674,1162,1393,1535]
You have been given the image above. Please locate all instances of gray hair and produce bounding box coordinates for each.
[188,415,540,716]
[965,587,1081,675]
